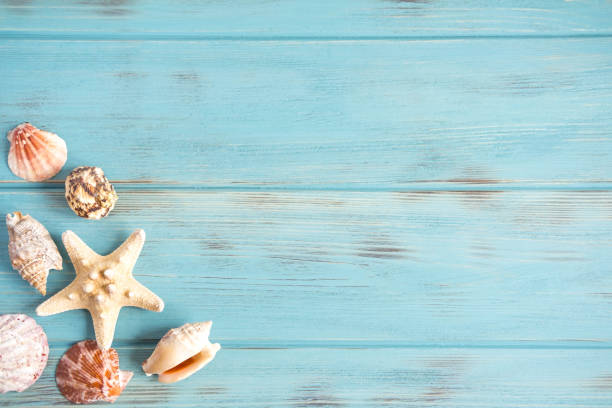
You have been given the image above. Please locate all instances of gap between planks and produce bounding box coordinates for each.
[0,181,610,192]
[1,31,612,42]
[45,340,612,350]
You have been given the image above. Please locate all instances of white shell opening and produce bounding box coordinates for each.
[141,321,220,383]
[158,343,221,384]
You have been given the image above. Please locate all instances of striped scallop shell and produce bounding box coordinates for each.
[7,123,67,182]
[56,340,132,404]
[0,314,49,393]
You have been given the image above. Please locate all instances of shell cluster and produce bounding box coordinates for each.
[65,166,118,219]
[7,123,67,182]
[142,321,220,383]
[3,122,220,403]
[6,212,63,296]
[56,340,132,404]
[6,123,120,221]
[0,314,49,393]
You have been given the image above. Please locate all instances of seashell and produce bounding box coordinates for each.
[56,340,133,404]
[6,212,63,296]
[7,122,67,182]
[142,321,220,383]
[65,166,118,219]
[0,314,49,393]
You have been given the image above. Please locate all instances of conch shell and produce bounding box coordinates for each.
[65,166,118,219]
[6,212,63,295]
[7,122,67,182]
[142,321,220,383]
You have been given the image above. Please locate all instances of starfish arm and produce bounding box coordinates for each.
[36,281,83,316]
[111,229,146,266]
[123,278,164,312]
[89,305,121,350]
[62,230,100,272]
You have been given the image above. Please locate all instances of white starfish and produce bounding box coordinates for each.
[36,229,164,349]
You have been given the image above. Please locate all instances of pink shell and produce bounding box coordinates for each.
[56,340,132,404]
[7,122,67,182]
[0,314,49,393]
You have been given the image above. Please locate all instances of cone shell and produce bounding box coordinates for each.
[7,122,67,182]
[6,212,63,296]
[56,340,133,404]
[65,166,118,219]
[142,321,220,383]
[0,314,49,393]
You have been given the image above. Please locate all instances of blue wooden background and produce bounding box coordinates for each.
[1,1,612,406]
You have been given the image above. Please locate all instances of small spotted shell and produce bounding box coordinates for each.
[65,166,118,219]
[142,321,220,383]
[6,212,63,296]
[0,314,49,393]
[56,340,132,404]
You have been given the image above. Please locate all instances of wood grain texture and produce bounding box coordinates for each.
[0,38,611,186]
[0,189,610,344]
[4,346,612,407]
[1,0,611,406]
[1,0,612,37]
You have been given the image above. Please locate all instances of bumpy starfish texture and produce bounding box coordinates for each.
[36,229,164,349]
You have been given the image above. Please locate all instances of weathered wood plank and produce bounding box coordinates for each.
[1,3,610,406]
[1,0,611,37]
[2,346,612,407]
[0,189,610,344]
[0,38,611,187]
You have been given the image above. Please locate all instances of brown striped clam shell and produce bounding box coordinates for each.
[56,340,132,404]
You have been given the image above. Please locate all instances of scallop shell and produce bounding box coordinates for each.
[7,122,67,182]
[0,314,49,393]
[56,340,133,404]
[142,321,220,383]
[65,166,118,219]
[6,212,63,296]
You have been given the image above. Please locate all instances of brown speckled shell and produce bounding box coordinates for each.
[65,166,118,219]
[6,212,63,296]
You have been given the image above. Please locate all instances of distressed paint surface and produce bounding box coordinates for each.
[1,38,612,186]
[1,0,612,37]
[0,0,611,406]
[11,346,612,407]
[0,189,611,344]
